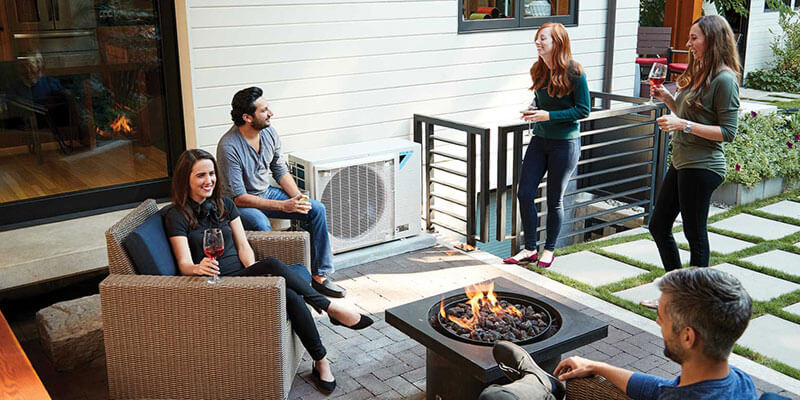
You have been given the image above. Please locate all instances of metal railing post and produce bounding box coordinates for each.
[478,128,491,243]
[466,131,477,246]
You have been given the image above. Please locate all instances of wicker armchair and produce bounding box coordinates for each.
[100,199,311,399]
[567,375,631,399]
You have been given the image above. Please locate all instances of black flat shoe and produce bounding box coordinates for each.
[330,313,374,330]
[311,363,336,394]
[312,279,347,298]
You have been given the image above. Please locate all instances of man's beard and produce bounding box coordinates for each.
[251,118,269,131]
[663,340,685,364]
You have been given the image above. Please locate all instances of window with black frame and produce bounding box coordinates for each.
[459,0,577,32]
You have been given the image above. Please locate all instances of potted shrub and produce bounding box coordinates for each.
[711,112,800,205]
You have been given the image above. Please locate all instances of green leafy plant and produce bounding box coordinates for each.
[745,69,800,94]
[639,0,666,27]
[745,8,800,93]
[724,112,800,186]
[713,0,749,16]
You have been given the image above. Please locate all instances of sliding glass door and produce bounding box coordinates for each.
[0,0,184,227]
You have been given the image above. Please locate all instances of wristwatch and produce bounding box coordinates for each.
[683,121,693,134]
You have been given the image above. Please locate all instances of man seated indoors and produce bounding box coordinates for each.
[480,267,759,400]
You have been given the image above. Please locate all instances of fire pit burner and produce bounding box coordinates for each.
[432,292,559,346]
[386,277,609,400]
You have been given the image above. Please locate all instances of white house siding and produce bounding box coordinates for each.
[179,0,639,155]
[743,0,789,76]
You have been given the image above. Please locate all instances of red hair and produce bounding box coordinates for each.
[529,22,583,98]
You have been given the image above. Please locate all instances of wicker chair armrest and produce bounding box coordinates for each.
[246,231,310,268]
[100,274,293,399]
[566,375,631,400]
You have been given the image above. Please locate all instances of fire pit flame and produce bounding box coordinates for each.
[439,281,526,338]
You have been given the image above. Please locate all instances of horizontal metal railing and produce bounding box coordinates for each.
[413,114,491,246]
[496,92,669,252]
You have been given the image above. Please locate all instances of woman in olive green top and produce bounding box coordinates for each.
[503,22,591,268]
[642,15,740,308]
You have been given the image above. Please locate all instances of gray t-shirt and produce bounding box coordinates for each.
[216,125,289,198]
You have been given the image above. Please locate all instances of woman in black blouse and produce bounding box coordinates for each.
[165,149,372,394]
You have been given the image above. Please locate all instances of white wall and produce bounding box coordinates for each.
[179,0,639,155]
[743,0,790,76]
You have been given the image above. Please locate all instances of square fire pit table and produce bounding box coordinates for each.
[386,277,608,399]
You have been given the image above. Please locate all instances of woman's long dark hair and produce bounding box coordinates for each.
[678,15,741,107]
[172,149,229,228]
[529,22,583,98]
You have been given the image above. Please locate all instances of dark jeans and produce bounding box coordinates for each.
[231,257,331,360]
[649,166,723,271]
[517,136,581,251]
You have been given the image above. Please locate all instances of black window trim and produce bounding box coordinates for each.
[458,0,579,33]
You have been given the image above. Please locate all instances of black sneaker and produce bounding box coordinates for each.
[493,341,565,399]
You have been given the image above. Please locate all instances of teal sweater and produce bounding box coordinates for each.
[531,71,591,140]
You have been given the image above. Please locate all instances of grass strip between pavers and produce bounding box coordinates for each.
[524,190,800,381]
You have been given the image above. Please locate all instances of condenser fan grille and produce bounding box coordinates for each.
[320,160,394,241]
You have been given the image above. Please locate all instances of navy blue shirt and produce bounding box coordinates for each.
[164,197,244,276]
[626,366,757,400]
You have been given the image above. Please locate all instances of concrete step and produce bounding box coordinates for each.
[0,208,135,292]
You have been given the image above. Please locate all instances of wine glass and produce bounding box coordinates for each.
[520,95,538,136]
[203,228,224,284]
[647,63,667,105]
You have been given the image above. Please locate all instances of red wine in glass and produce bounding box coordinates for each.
[203,228,224,284]
[204,246,224,259]
[649,77,665,87]
[647,62,667,104]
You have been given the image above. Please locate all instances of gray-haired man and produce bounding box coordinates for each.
[481,267,758,400]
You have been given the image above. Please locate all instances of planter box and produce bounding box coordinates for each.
[711,177,784,206]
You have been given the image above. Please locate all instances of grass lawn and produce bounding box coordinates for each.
[526,190,800,380]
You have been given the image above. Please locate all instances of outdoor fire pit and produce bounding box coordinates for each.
[433,281,559,346]
[386,277,608,400]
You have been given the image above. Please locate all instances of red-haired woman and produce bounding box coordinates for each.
[504,22,590,268]
[164,149,373,394]
[642,15,741,309]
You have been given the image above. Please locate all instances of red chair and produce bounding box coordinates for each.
[667,50,689,80]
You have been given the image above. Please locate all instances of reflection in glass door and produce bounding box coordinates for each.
[0,0,173,208]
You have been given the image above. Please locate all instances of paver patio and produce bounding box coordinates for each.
[673,230,754,254]
[547,251,648,286]
[710,213,800,240]
[785,303,800,317]
[742,250,800,276]
[758,201,800,220]
[710,263,800,302]
[739,315,800,371]
[602,239,690,267]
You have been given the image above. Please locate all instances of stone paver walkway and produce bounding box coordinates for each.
[711,214,800,240]
[286,244,798,399]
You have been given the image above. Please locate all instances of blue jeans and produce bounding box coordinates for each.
[517,136,581,251]
[238,187,334,277]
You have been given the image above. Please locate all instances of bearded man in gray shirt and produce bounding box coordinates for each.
[216,86,345,298]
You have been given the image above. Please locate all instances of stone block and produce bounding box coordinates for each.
[36,294,104,371]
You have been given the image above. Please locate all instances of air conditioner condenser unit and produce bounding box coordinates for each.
[288,138,422,254]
